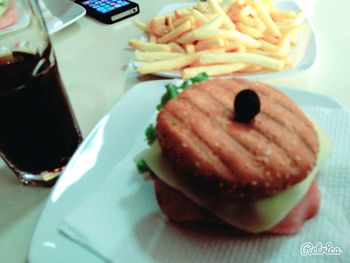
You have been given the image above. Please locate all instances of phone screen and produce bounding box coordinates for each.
[79,0,131,14]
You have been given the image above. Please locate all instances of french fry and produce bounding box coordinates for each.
[150,25,168,37]
[195,2,209,14]
[237,22,264,38]
[225,41,244,52]
[191,9,209,24]
[238,6,266,32]
[263,34,279,45]
[277,24,300,34]
[165,12,177,22]
[149,35,157,43]
[158,20,192,44]
[284,56,293,67]
[129,39,172,52]
[243,65,264,72]
[175,8,192,19]
[185,44,196,54]
[252,0,282,37]
[290,33,298,46]
[132,20,149,32]
[279,26,301,46]
[237,0,246,7]
[135,50,183,62]
[270,9,297,21]
[239,13,257,28]
[247,49,285,59]
[221,0,235,13]
[178,29,261,48]
[277,26,301,56]
[199,52,284,70]
[137,54,198,74]
[238,45,247,52]
[199,47,227,54]
[196,38,226,51]
[200,14,225,30]
[260,39,280,52]
[182,63,248,79]
[224,30,262,48]
[240,5,257,19]
[207,0,236,30]
[169,42,186,53]
[150,16,168,37]
[261,0,273,11]
[227,1,240,21]
[177,14,224,44]
[165,16,174,32]
[173,17,191,28]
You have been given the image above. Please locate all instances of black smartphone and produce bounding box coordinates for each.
[75,0,139,24]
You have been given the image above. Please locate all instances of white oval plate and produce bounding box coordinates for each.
[29,80,341,263]
[0,0,30,35]
[132,0,317,79]
[0,0,85,35]
[41,0,86,35]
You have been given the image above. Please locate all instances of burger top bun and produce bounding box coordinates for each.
[156,78,319,201]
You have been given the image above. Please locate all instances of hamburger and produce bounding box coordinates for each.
[136,77,329,235]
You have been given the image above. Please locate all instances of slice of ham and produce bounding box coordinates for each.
[0,0,16,30]
[153,176,320,235]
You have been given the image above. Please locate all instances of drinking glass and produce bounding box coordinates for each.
[0,0,82,186]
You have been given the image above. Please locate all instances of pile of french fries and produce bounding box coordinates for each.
[129,0,305,79]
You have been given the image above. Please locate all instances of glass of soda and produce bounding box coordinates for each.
[0,0,82,186]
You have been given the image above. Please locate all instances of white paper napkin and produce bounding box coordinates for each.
[59,107,350,263]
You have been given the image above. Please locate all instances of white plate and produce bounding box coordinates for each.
[0,0,30,35]
[132,0,317,79]
[41,0,86,35]
[29,80,341,262]
[0,0,85,35]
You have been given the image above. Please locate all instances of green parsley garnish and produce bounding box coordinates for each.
[157,83,179,110]
[156,72,209,110]
[179,79,191,89]
[136,159,148,173]
[190,72,209,83]
[0,0,8,8]
[144,73,209,145]
[145,123,157,145]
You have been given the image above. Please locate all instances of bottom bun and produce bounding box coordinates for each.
[153,176,320,235]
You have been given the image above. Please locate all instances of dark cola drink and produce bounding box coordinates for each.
[0,46,82,186]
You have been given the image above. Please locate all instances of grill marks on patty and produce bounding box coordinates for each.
[158,111,234,179]
[179,88,291,188]
[206,79,318,155]
[156,79,319,199]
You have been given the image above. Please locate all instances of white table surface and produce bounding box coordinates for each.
[0,0,349,262]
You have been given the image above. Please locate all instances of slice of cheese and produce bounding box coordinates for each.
[137,121,330,233]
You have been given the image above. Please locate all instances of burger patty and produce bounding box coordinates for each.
[156,79,319,200]
[153,176,320,235]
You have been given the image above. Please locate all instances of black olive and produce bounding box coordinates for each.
[234,89,260,123]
